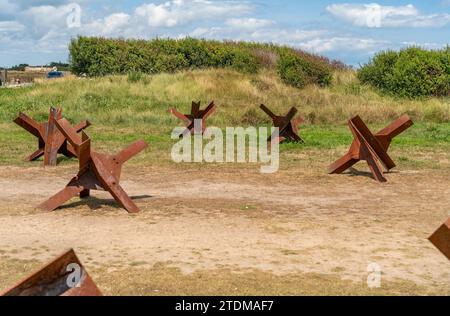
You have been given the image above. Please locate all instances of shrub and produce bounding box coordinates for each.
[358,47,450,98]
[277,49,332,88]
[69,37,259,76]
[69,36,338,88]
[277,52,306,88]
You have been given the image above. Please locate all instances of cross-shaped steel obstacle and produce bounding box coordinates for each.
[259,104,304,144]
[169,101,217,137]
[38,118,148,213]
[328,114,413,182]
[429,217,450,261]
[1,248,102,296]
[13,107,91,166]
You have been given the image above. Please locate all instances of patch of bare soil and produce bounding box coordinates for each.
[0,164,449,294]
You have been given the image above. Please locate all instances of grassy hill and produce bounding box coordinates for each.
[2,68,449,124]
[0,68,449,169]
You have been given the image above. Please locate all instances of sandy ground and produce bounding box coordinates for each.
[0,163,449,294]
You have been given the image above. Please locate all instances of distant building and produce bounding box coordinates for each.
[24,66,54,73]
[1,69,48,86]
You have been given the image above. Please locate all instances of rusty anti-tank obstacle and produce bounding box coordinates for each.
[1,249,102,296]
[38,118,148,213]
[169,101,217,137]
[260,104,304,144]
[429,217,450,260]
[328,114,413,182]
[14,107,90,166]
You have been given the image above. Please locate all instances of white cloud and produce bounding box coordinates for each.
[135,3,178,27]
[135,0,253,28]
[0,0,18,15]
[250,29,326,43]
[189,26,224,37]
[0,21,25,32]
[21,4,80,37]
[84,13,131,36]
[225,18,275,30]
[327,3,450,28]
[298,37,387,53]
[400,41,446,50]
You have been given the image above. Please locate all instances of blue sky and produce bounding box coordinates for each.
[0,0,449,67]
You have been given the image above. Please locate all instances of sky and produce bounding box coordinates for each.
[0,0,449,67]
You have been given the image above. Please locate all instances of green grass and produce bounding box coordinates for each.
[0,69,449,169]
[299,123,450,149]
[1,121,448,171]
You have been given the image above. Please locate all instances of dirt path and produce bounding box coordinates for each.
[0,164,449,293]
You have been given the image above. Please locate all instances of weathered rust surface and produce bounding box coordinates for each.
[38,118,148,213]
[13,107,90,166]
[169,101,217,137]
[260,104,304,144]
[1,249,102,296]
[429,217,450,261]
[328,114,413,182]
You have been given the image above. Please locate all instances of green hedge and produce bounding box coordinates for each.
[358,47,450,98]
[70,37,260,76]
[69,36,334,88]
[277,48,332,88]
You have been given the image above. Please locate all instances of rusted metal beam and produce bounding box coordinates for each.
[328,114,413,182]
[13,107,90,166]
[38,118,148,213]
[169,101,217,137]
[260,104,304,144]
[1,249,102,296]
[429,217,450,261]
